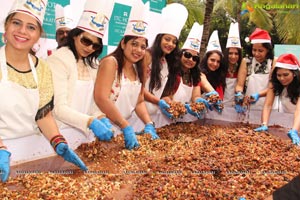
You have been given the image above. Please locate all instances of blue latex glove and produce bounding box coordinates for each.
[99,117,113,130]
[234,104,247,113]
[158,99,173,119]
[144,123,159,140]
[205,90,219,98]
[287,129,300,145]
[185,103,204,119]
[254,125,268,132]
[234,92,244,104]
[213,100,223,113]
[55,143,87,171]
[89,118,113,141]
[195,98,211,111]
[122,126,140,150]
[250,93,260,104]
[0,149,11,182]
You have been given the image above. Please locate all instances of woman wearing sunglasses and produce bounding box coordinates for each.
[94,1,159,150]
[47,1,115,148]
[199,30,226,113]
[167,23,211,120]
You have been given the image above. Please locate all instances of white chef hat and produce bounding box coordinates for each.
[77,0,115,39]
[55,4,75,31]
[123,0,150,39]
[8,0,48,25]
[226,22,241,48]
[182,22,203,52]
[206,30,222,53]
[159,3,188,38]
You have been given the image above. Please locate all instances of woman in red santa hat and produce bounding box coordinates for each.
[234,28,277,112]
[254,53,300,146]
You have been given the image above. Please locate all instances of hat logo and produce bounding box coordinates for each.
[57,17,72,26]
[132,20,147,35]
[189,38,200,50]
[24,0,44,15]
[229,37,239,46]
[211,40,220,48]
[90,13,107,31]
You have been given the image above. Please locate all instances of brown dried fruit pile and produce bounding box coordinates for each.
[1,122,300,200]
[190,102,206,114]
[167,101,187,119]
[207,94,224,112]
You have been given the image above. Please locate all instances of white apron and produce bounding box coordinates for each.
[113,70,141,135]
[145,61,169,115]
[223,77,237,106]
[0,46,57,165]
[59,79,96,149]
[172,78,196,123]
[245,59,271,110]
[279,88,295,113]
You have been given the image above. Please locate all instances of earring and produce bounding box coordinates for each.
[2,33,7,44]
[31,43,40,53]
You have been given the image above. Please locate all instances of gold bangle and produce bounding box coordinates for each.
[87,117,95,128]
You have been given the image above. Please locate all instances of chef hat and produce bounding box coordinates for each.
[8,0,48,25]
[159,3,188,38]
[206,30,222,53]
[55,4,75,31]
[226,22,241,48]
[181,22,203,52]
[77,0,115,39]
[275,53,299,70]
[249,28,271,44]
[124,0,149,39]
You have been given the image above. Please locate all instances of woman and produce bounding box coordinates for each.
[235,28,277,111]
[199,30,225,113]
[143,3,188,124]
[164,22,210,119]
[94,0,159,150]
[47,0,115,148]
[254,53,300,145]
[0,0,86,182]
[223,22,242,106]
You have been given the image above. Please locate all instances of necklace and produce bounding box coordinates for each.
[182,70,191,85]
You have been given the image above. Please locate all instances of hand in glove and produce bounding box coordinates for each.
[89,118,113,141]
[144,123,159,140]
[195,98,211,111]
[287,129,300,145]
[250,93,260,104]
[99,117,113,130]
[254,125,268,132]
[122,126,140,150]
[213,100,223,113]
[55,143,88,171]
[158,99,173,119]
[205,90,219,98]
[234,92,244,104]
[185,103,204,119]
[0,149,11,182]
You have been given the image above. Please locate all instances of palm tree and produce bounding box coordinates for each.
[199,0,215,59]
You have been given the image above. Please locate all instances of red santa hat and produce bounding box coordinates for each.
[275,53,299,70]
[249,28,271,44]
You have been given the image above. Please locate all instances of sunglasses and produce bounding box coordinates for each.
[79,35,101,50]
[183,51,200,62]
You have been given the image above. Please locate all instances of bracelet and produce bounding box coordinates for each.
[87,117,95,128]
[147,121,155,128]
[0,145,7,150]
[50,134,67,150]
[262,122,267,126]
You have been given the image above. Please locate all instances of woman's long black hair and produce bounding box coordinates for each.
[105,35,148,86]
[200,50,226,90]
[271,67,300,105]
[148,34,181,97]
